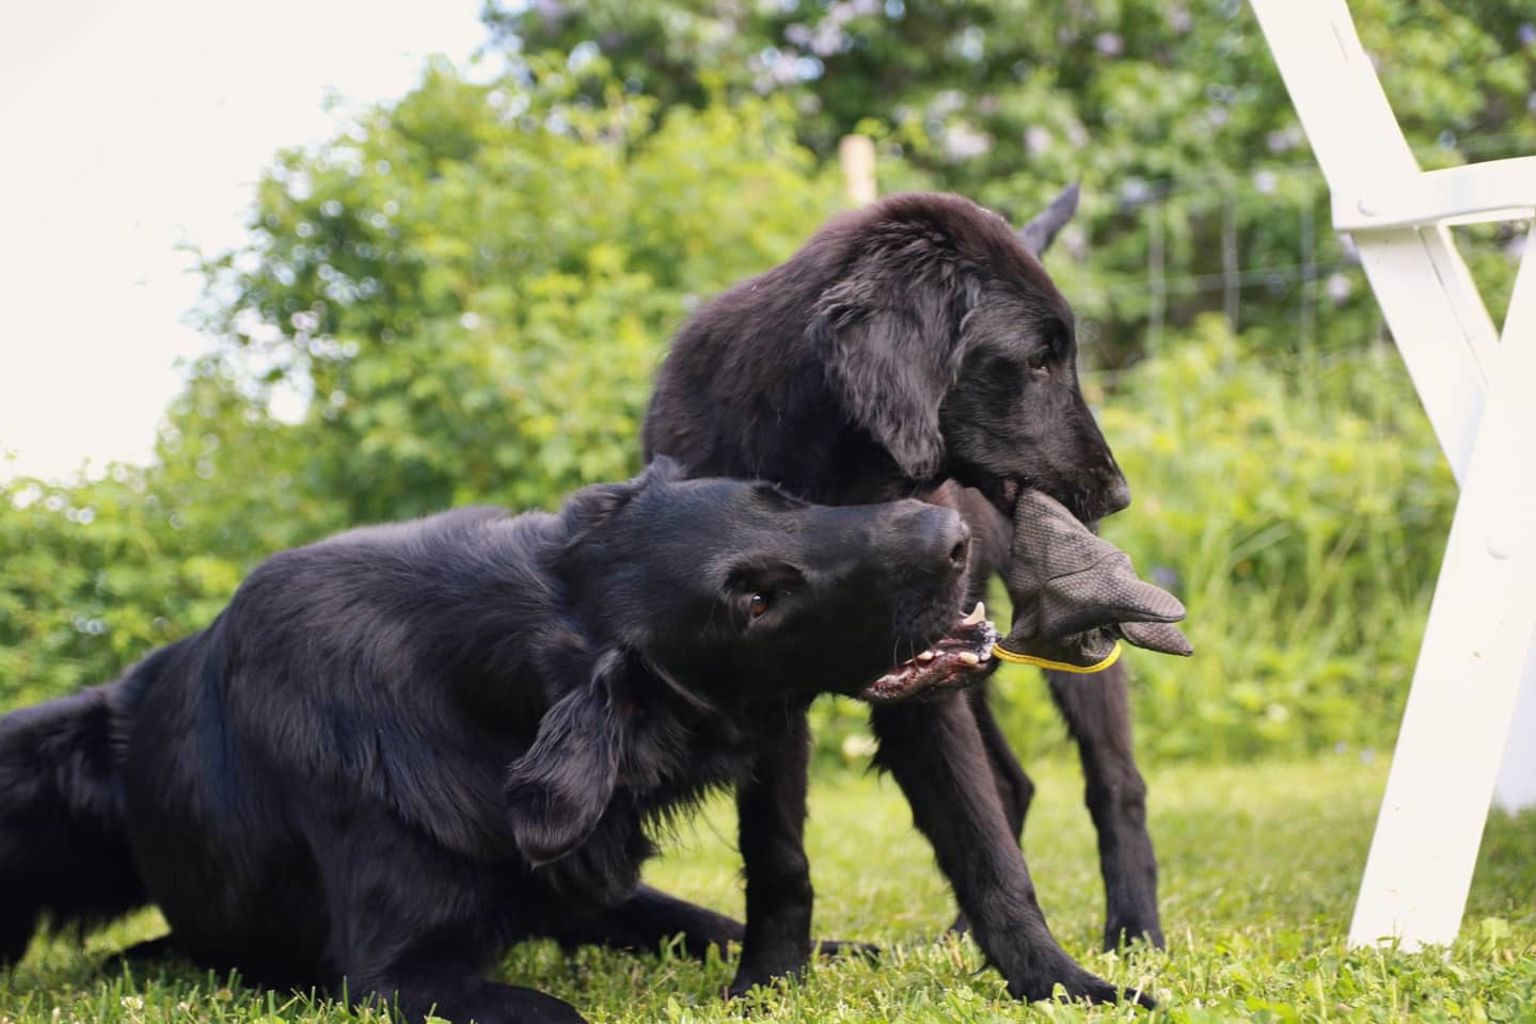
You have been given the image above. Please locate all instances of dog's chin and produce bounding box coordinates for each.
[858,602,1000,704]
[952,461,1119,524]
[973,476,1118,526]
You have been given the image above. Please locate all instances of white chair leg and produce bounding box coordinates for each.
[1492,225,1536,818]
[1493,640,1536,813]
[1348,320,1536,947]
[1255,0,1536,947]
[1349,458,1536,946]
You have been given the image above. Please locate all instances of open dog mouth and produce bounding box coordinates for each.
[860,602,1001,703]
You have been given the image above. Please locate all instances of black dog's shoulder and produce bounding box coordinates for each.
[196,505,579,858]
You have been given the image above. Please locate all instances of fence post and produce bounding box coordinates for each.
[1148,198,1165,348]
[839,135,877,207]
[1222,194,1240,330]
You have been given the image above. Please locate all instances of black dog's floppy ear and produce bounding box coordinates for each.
[812,248,976,480]
[561,457,683,539]
[642,454,689,484]
[1018,182,1080,257]
[505,650,627,867]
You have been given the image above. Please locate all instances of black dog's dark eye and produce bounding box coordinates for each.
[1026,349,1051,373]
[727,563,803,623]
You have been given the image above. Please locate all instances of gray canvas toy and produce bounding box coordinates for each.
[996,490,1193,672]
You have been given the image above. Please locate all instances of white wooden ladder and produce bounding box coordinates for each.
[1251,0,1536,950]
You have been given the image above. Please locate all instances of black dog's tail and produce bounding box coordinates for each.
[0,680,148,966]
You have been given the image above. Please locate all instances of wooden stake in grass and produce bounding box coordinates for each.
[839,135,877,207]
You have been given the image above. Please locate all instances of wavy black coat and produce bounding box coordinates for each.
[643,191,1160,1005]
[0,464,976,1024]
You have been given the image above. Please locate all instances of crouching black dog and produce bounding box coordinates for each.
[0,460,1002,1023]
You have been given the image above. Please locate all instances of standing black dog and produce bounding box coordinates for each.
[0,461,1006,1024]
[643,190,1160,1002]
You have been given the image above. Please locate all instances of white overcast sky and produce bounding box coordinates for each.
[0,0,489,482]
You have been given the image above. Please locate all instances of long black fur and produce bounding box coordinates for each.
[0,461,977,1023]
[643,191,1161,1004]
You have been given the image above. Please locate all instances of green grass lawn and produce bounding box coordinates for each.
[4,756,1532,1022]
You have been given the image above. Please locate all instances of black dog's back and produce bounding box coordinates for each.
[0,506,560,980]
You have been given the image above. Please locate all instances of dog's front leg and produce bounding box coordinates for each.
[727,705,815,997]
[871,691,1154,1008]
[352,956,588,1024]
[1045,663,1164,950]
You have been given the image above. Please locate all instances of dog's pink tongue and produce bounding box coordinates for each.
[860,603,998,703]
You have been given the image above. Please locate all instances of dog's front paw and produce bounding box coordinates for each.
[725,937,879,999]
[1007,962,1155,1009]
[725,944,809,1000]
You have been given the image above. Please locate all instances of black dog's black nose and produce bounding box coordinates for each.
[881,501,970,578]
[1104,474,1132,516]
[948,532,970,570]
[927,509,971,575]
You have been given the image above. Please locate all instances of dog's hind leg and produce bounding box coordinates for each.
[0,686,149,966]
[947,491,1037,934]
[951,487,1037,845]
[968,689,1036,843]
[548,884,744,960]
[1046,663,1163,950]
[99,934,201,977]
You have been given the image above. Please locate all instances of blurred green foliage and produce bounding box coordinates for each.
[201,61,843,520]
[497,0,1536,364]
[2,1,1531,762]
[1097,317,1456,760]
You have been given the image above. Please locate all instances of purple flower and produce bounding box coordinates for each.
[1094,32,1124,57]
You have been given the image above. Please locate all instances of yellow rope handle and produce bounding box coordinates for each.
[991,640,1123,675]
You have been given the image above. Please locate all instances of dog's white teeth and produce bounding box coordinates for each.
[958,651,981,666]
[960,601,986,625]
[916,650,936,662]
[979,647,992,662]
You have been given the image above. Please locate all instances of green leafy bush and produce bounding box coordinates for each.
[0,16,1496,764]
[199,60,843,521]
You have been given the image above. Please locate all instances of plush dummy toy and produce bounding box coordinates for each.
[996,490,1193,673]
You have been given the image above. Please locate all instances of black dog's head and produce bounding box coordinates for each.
[508,460,994,865]
[553,458,988,700]
[810,189,1129,522]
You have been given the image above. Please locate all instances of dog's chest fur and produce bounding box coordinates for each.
[532,696,765,911]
